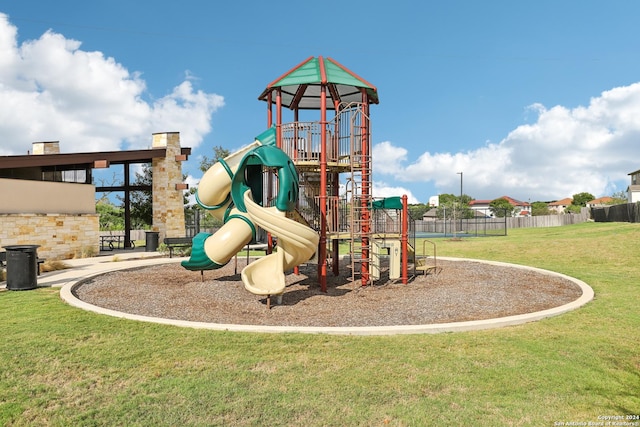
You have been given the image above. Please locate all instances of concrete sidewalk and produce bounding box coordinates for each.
[1,250,183,290]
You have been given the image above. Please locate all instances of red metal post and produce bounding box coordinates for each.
[318,85,328,292]
[266,92,274,254]
[267,92,273,127]
[401,194,408,284]
[266,89,283,255]
[276,88,282,149]
[360,91,370,286]
[293,108,300,276]
[332,172,339,276]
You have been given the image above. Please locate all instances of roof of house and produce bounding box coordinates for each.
[423,208,438,218]
[469,196,530,207]
[587,196,613,205]
[549,197,573,206]
[468,199,492,206]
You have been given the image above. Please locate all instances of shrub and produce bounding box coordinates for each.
[40,260,71,273]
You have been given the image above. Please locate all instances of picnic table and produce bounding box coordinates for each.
[100,235,135,251]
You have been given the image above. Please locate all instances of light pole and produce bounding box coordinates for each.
[457,172,463,232]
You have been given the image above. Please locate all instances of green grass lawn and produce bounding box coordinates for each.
[1,222,639,426]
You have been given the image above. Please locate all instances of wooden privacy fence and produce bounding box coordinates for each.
[591,203,640,223]
[504,209,590,228]
[414,208,591,235]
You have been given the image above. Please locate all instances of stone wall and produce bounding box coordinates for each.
[0,213,100,259]
[152,132,187,241]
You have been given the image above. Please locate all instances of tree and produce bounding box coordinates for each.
[571,192,595,207]
[129,163,153,229]
[489,198,515,217]
[435,193,456,219]
[565,204,583,214]
[96,200,124,230]
[531,201,551,216]
[190,145,231,205]
[610,191,627,205]
[200,146,230,173]
[190,145,230,229]
[407,203,430,220]
[565,192,595,214]
[435,193,474,219]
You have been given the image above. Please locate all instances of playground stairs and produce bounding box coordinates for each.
[342,103,373,285]
[346,159,373,285]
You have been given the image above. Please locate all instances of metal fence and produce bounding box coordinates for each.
[185,208,266,242]
[185,205,594,242]
[185,209,219,238]
[412,215,507,237]
[412,208,591,237]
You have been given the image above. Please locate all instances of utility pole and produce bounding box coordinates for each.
[457,171,463,233]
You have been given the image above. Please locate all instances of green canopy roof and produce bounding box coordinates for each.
[371,197,403,210]
[258,56,379,110]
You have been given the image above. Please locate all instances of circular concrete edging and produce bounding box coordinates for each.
[59,257,594,335]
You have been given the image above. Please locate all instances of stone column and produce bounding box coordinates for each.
[32,141,60,155]
[152,132,186,242]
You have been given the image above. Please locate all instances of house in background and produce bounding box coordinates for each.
[422,208,439,221]
[628,168,640,203]
[549,197,573,214]
[586,196,613,208]
[468,196,530,217]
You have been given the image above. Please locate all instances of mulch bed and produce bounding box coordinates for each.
[72,258,584,327]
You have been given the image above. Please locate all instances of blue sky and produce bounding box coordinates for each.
[2,1,640,204]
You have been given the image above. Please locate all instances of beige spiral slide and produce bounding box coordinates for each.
[241,191,319,306]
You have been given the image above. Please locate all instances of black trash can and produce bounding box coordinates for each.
[145,231,160,252]
[3,245,40,291]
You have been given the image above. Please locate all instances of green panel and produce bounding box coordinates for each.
[271,57,373,89]
[324,60,374,88]
[272,58,321,87]
[180,232,225,271]
[255,126,276,146]
[231,145,299,213]
[371,196,403,210]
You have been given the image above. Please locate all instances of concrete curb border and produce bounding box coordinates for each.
[60,257,594,335]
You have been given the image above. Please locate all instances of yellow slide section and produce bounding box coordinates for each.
[194,141,263,267]
[196,140,261,218]
[241,191,319,297]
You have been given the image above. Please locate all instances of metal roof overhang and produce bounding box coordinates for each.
[0,147,191,170]
[257,56,379,110]
[273,83,372,110]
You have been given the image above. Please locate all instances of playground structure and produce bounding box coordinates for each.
[180,128,319,308]
[182,56,428,301]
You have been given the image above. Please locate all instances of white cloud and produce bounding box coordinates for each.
[372,181,419,204]
[372,141,407,174]
[0,14,224,155]
[376,82,640,201]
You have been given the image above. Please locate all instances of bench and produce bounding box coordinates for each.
[100,235,135,251]
[163,237,192,258]
[0,251,46,276]
[244,243,271,255]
